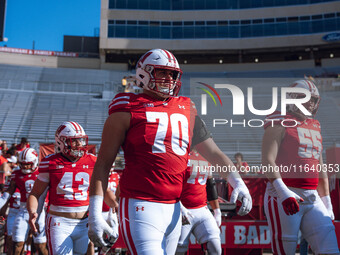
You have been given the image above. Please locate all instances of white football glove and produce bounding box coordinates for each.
[272,179,304,216]
[213,208,222,227]
[180,202,194,225]
[106,208,118,228]
[88,196,119,247]
[321,195,334,220]
[228,173,252,216]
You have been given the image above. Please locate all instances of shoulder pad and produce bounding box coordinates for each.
[108,93,136,115]
[264,111,285,129]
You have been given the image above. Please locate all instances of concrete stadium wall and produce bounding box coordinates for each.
[181,60,317,72]
[0,51,338,72]
[0,52,127,70]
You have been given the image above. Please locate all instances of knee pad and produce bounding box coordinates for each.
[206,239,222,255]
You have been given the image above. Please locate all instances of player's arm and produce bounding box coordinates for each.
[262,125,303,215]
[89,112,130,247]
[206,176,221,227]
[195,138,252,216]
[27,179,49,234]
[0,162,11,176]
[317,154,334,219]
[89,112,130,198]
[191,115,234,177]
[104,188,118,213]
[317,154,330,197]
[0,178,16,209]
[262,125,285,181]
[115,183,120,201]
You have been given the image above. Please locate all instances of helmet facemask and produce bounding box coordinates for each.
[20,162,34,174]
[136,49,183,98]
[287,79,320,118]
[61,136,88,158]
[55,121,88,159]
[146,65,182,98]
[19,148,38,174]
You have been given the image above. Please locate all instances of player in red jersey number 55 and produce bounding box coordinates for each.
[262,79,339,254]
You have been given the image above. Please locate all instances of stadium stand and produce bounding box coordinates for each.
[0,62,339,168]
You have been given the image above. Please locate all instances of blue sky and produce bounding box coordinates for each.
[1,0,100,51]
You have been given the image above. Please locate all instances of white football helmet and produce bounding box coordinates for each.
[136,49,182,97]
[287,79,320,117]
[18,148,38,174]
[55,121,88,158]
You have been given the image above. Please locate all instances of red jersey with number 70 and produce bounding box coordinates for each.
[109,92,197,203]
[181,152,211,209]
[37,153,96,212]
[264,111,322,189]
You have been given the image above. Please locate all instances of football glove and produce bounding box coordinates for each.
[272,179,304,215]
[228,173,252,216]
[180,202,194,225]
[88,196,118,247]
[213,208,222,227]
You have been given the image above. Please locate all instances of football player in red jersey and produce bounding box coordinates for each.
[88,49,252,255]
[27,121,118,255]
[176,151,222,255]
[3,166,20,255]
[262,79,339,254]
[0,148,48,255]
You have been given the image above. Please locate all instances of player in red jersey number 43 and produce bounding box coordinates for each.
[88,49,252,255]
[27,121,118,255]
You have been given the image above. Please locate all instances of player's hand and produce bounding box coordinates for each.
[180,202,194,225]
[107,208,118,229]
[213,208,222,227]
[230,186,252,216]
[88,214,118,247]
[28,211,39,236]
[272,179,304,215]
[279,191,303,215]
[89,196,118,247]
[321,195,334,220]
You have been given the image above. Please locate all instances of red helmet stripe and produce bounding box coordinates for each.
[23,148,29,161]
[74,122,82,132]
[168,50,176,64]
[162,49,173,63]
[139,52,152,65]
[70,121,80,133]
[305,80,312,91]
